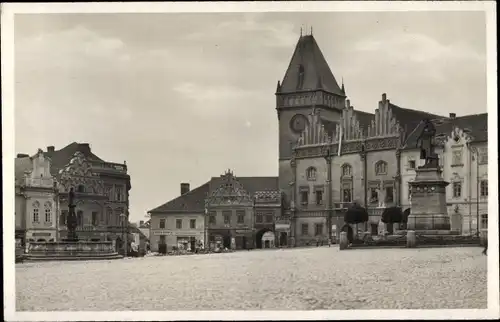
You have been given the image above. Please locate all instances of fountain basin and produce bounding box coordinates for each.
[24,241,122,262]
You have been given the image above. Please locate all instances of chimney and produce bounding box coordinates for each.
[382,93,387,102]
[17,153,29,158]
[181,183,190,195]
[449,113,456,119]
[47,146,55,153]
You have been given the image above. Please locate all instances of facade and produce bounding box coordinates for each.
[149,183,207,252]
[149,32,488,247]
[15,149,59,246]
[14,142,132,249]
[401,113,488,235]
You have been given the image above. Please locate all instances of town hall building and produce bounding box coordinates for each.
[148,32,488,250]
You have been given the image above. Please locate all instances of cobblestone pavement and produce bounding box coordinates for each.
[16,247,486,311]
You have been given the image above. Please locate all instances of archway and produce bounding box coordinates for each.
[255,228,273,249]
[262,231,275,248]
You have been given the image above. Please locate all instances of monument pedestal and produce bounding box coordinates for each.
[407,167,451,231]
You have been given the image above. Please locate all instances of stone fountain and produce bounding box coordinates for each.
[24,188,122,261]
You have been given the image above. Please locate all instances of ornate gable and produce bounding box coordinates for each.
[57,151,104,195]
[367,94,401,138]
[448,126,473,144]
[340,99,365,141]
[206,170,253,207]
[254,190,282,206]
[296,108,332,147]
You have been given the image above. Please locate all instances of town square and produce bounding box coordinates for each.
[4,2,497,319]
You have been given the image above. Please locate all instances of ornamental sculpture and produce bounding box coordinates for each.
[66,187,78,241]
[416,118,439,168]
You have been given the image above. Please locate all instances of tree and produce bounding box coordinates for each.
[381,207,404,234]
[344,203,369,239]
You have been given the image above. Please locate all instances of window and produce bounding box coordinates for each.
[190,219,196,229]
[301,223,309,235]
[300,191,309,205]
[77,210,83,227]
[315,223,324,236]
[452,150,462,166]
[478,148,488,164]
[256,214,263,223]
[481,214,488,229]
[92,212,98,226]
[342,183,352,203]
[176,219,182,229]
[44,202,52,222]
[223,211,231,224]
[60,210,68,226]
[159,218,166,229]
[159,235,166,245]
[480,180,488,197]
[104,185,113,199]
[265,214,273,223]
[106,208,113,225]
[370,187,379,204]
[115,186,123,201]
[315,190,324,205]
[453,182,462,198]
[342,164,352,177]
[375,161,387,175]
[77,185,85,193]
[209,215,216,224]
[408,160,416,169]
[32,201,40,223]
[236,210,245,224]
[385,186,394,203]
[306,167,317,181]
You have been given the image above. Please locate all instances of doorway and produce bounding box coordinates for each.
[190,237,196,252]
[222,235,231,249]
[279,232,288,247]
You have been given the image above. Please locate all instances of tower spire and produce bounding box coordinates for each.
[341,77,345,94]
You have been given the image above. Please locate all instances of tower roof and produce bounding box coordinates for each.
[279,35,344,96]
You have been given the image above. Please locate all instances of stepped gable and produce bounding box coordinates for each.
[404,112,488,149]
[296,108,332,146]
[44,142,104,176]
[279,34,344,96]
[148,182,210,213]
[340,99,365,141]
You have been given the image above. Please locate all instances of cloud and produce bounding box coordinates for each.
[172,81,258,102]
[185,14,298,48]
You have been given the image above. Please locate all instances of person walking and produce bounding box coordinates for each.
[482,240,488,255]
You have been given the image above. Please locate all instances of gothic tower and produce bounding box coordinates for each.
[276,33,346,206]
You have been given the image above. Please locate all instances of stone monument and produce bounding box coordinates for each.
[407,119,451,232]
[65,187,78,241]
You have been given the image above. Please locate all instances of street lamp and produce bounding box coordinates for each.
[322,145,333,242]
[120,213,128,257]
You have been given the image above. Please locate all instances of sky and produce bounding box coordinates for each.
[13,11,487,222]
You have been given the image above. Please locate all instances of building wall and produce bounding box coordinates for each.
[331,152,364,204]
[365,149,398,210]
[150,212,205,252]
[15,187,25,231]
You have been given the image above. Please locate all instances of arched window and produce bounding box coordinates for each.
[341,164,352,177]
[306,167,317,181]
[375,161,388,175]
[32,201,40,223]
[44,201,52,223]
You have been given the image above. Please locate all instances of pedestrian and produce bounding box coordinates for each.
[482,240,488,256]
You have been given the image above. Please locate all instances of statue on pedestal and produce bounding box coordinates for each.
[416,119,439,168]
[66,187,78,241]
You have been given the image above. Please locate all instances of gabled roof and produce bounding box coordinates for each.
[403,113,488,149]
[279,35,344,96]
[148,176,279,215]
[44,142,104,176]
[148,182,210,214]
[389,103,444,134]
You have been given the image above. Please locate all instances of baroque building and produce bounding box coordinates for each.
[15,142,132,249]
[148,32,488,249]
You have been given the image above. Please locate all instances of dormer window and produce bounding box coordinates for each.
[306,167,317,181]
[297,64,305,89]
